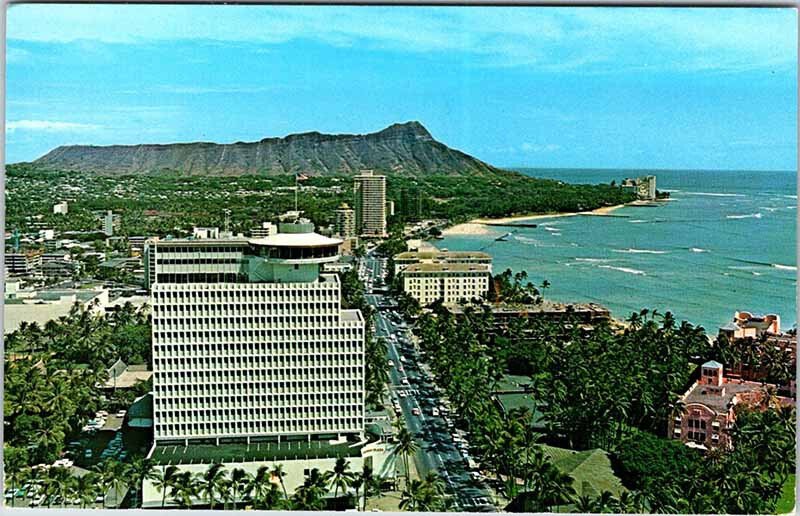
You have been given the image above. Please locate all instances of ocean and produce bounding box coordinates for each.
[439,168,797,333]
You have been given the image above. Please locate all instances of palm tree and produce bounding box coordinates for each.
[129,457,156,508]
[351,476,364,511]
[151,465,179,509]
[330,457,355,502]
[169,471,197,508]
[395,427,419,487]
[360,464,378,511]
[199,463,227,510]
[229,467,252,510]
[92,460,117,509]
[270,463,289,500]
[399,479,426,511]
[76,472,100,508]
[291,468,331,510]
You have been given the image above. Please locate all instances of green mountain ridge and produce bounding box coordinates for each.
[32,121,505,177]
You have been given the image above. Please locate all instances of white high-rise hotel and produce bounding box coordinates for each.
[146,220,364,445]
[354,170,387,238]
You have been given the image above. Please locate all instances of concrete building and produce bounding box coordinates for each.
[353,170,387,238]
[5,250,43,277]
[147,219,365,445]
[192,227,220,240]
[251,222,278,239]
[4,287,109,334]
[668,361,793,450]
[53,201,69,215]
[394,250,493,275]
[401,263,492,306]
[334,203,357,239]
[719,311,782,339]
[38,229,55,241]
[103,210,121,236]
[621,176,657,201]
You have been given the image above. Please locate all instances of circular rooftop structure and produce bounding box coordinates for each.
[249,220,341,263]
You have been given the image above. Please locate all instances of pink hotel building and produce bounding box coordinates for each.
[669,361,794,450]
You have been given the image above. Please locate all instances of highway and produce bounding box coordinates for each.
[360,251,496,512]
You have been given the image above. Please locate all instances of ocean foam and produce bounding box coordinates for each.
[690,248,708,253]
[726,213,762,219]
[629,219,647,224]
[683,192,746,197]
[575,258,613,263]
[598,265,646,276]
[772,264,797,271]
[544,227,560,232]
[612,248,667,254]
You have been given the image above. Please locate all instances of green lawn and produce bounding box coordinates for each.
[540,445,625,498]
[775,474,795,515]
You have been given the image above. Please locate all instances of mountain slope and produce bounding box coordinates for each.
[33,121,504,177]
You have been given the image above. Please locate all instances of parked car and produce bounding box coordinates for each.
[411,407,421,416]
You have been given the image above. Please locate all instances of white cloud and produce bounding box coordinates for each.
[6,120,102,133]
[521,143,561,153]
[5,6,796,72]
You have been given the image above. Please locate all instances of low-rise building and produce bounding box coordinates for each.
[5,250,43,277]
[621,175,657,201]
[334,203,357,239]
[393,250,493,275]
[3,287,109,334]
[446,301,611,330]
[251,222,278,239]
[53,201,69,215]
[401,263,491,306]
[668,361,794,450]
[718,311,782,340]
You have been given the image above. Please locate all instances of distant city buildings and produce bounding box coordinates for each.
[354,170,387,238]
[621,175,657,201]
[102,210,121,236]
[53,201,69,215]
[250,222,277,239]
[5,250,43,277]
[334,203,357,239]
[669,361,794,450]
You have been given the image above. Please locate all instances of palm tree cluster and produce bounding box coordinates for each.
[490,268,546,305]
[413,301,796,513]
[146,459,382,510]
[613,405,795,513]
[713,331,796,388]
[4,302,150,468]
[3,457,156,509]
[400,472,449,511]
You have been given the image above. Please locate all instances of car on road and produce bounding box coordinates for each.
[397,365,404,372]
[411,407,421,416]
[387,360,394,367]
[431,408,440,416]
[399,391,407,398]
[401,378,409,385]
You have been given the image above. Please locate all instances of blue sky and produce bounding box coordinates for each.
[5,5,797,170]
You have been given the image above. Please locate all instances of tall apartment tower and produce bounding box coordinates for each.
[147,220,365,444]
[334,203,357,239]
[353,170,387,238]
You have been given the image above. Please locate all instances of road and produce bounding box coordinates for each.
[360,252,496,512]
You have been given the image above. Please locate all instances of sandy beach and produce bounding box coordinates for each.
[442,204,627,236]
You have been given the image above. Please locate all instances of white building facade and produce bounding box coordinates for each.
[148,221,365,445]
[401,263,492,306]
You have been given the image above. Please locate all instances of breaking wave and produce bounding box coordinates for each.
[690,248,708,253]
[598,265,646,276]
[683,192,746,197]
[726,213,762,219]
[613,248,668,255]
[772,264,797,271]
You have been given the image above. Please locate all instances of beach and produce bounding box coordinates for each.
[442,204,627,236]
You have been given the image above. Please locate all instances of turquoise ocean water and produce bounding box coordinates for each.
[440,169,797,332]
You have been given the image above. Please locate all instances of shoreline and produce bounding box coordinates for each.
[442,203,628,236]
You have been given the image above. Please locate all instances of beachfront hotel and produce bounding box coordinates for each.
[353,170,387,238]
[397,250,493,306]
[668,361,794,451]
[146,219,365,444]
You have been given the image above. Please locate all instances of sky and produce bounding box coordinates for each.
[5,5,798,171]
